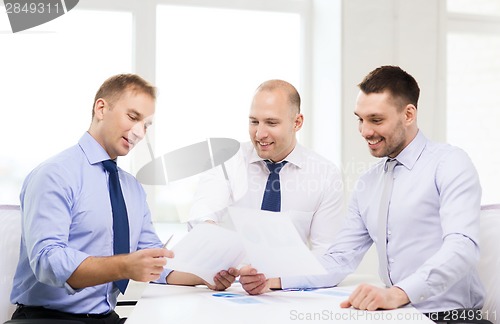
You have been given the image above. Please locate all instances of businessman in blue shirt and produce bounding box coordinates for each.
[10,74,237,323]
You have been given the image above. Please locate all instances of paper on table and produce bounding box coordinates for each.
[228,206,328,278]
[166,223,246,285]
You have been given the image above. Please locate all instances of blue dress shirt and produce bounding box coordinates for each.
[10,132,168,314]
[283,131,485,313]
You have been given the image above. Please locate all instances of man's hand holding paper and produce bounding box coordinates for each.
[228,207,328,278]
[166,207,327,294]
[165,223,246,286]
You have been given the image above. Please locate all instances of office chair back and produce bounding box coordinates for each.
[478,204,500,324]
[0,205,22,323]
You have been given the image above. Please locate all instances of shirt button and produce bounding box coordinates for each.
[389,258,395,263]
[387,230,392,235]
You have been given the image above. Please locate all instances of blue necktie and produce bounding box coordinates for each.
[102,160,130,294]
[261,160,288,212]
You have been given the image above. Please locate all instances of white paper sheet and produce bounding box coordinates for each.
[166,223,246,285]
[228,207,328,278]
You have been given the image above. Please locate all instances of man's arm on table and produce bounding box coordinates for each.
[240,265,410,310]
[340,284,410,310]
[166,268,240,291]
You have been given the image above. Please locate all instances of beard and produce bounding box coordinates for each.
[370,123,407,158]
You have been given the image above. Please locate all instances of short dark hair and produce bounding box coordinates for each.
[92,74,156,117]
[358,65,420,109]
[256,79,301,114]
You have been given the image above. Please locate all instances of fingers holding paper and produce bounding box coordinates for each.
[239,265,272,295]
[206,267,240,291]
[125,248,173,282]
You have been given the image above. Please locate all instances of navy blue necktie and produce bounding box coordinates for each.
[261,160,288,212]
[102,160,130,294]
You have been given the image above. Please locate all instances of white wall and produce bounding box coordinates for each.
[309,0,342,168]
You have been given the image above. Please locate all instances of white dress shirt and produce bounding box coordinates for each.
[283,131,485,313]
[188,142,345,258]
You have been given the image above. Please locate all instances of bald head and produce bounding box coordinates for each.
[249,79,303,162]
[255,79,301,114]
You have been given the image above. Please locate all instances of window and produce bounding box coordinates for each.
[447,0,500,204]
[447,0,500,16]
[0,9,133,204]
[151,5,302,221]
[0,1,313,222]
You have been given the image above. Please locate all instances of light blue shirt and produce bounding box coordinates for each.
[283,131,485,313]
[11,132,169,314]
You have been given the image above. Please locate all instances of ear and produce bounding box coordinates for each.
[294,113,304,131]
[404,104,417,126]
[94,98,106,121]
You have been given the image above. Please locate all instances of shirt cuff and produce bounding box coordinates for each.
[155,268,173,284]
[280,276,298,290]
[56,251,90,294]
[394,274,431,305]
[63,281,83,295]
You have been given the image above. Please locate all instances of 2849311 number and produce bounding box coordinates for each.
[427,309,496,322]
[5,2,61,14]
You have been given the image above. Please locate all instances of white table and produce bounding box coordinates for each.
[126,275,433,324]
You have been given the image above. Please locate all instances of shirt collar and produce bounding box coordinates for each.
[78,132,113,166]
[393,130,427,170]
[249,143,306,169]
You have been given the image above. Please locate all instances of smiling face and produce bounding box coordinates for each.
[248,88,303,162]
[354,90,417,158]
[89,89,155,159]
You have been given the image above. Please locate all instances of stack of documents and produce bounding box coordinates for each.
[166,207,327,285]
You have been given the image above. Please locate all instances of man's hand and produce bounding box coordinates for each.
[239,266,269,295]
[206,267,240,291]
[124,248,173,282]
[239,265,281,295]
[67,247,173,289]
[340,284,410,311]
